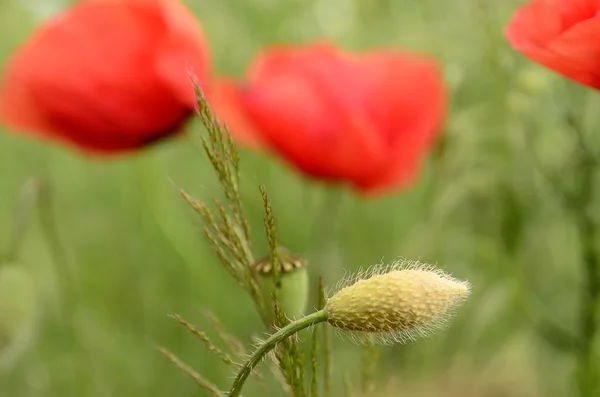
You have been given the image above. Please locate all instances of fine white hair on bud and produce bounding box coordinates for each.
[325,259,471,345]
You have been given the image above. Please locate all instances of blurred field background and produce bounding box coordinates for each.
[1,0,599,396]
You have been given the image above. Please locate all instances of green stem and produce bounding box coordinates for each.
[310,310,320,397]
[324,320,332,397]
[228,309,329,397]
[567,104,600,397]
[577,211,600,397]
[37,182,72,286]
[361,342,380,394]
[308,186,345,251]
[575,156,600,397]
[2,179,42,263]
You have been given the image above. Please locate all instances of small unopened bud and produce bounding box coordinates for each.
[253,247,309,323]
[325,260,470,344]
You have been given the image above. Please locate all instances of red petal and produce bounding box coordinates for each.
[505,0,563,51]
[153,0,210,106]
[541,17,600,88]
[240,44,385,183]
[505,0,600,89]
[353,51,446,194]
[210,77,268,150]
[0,0,207,154]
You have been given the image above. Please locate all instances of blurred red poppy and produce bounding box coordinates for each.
[213,43,446,196]
[505,0,600,89]
[0,0,209,154]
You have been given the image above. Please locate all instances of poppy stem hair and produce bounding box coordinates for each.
[228,309,329,397]
[228,261,470,396]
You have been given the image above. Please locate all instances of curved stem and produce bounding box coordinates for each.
[2,179,42,263]
[228,309,328,397]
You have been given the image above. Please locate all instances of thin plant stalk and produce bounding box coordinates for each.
[572,129,600,397]
[228,309,328,397]
[2,179,41,263]
[557,103,600,397]
[576,204,600,397]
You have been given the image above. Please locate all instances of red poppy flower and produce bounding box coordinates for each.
[0,0,209,154]
[505,0,600,89]
[213,43,446,196]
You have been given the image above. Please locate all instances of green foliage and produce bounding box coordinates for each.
[167,84,322,396]
[1,0,600,396]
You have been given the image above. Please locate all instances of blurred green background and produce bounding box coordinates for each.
[1,0,600,396]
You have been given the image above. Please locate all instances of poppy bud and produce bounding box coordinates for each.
[252,247,309,324]
[325,260,470,344]
[227,259,471,397]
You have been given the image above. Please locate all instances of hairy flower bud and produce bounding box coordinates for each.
[325,260,470,344]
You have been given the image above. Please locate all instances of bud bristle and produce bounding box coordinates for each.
[325,260,470,345]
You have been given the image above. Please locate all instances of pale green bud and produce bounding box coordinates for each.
[325,260,470,344]
[253,247,309,323]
